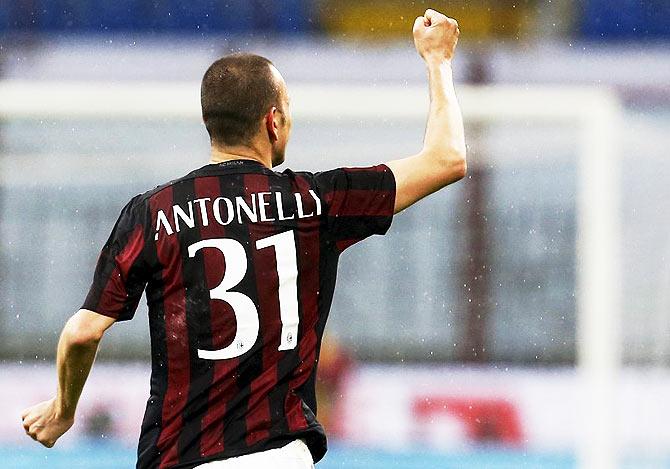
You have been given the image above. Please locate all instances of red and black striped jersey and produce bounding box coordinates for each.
[82,160,395,469]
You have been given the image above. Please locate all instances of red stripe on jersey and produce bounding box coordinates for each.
[323,189,394,217]
[285,174,322,432]
[96,265,123,318]
[96,224,145,318]
[116,224,146,271]
[194,177,240,459]
[244,173,276,446]
[335,239,358,252]
[151,187,191,469]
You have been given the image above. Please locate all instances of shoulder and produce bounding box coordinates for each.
[308,164,394,189]
[116,179,178,223]
[277,165,391,195]
[278,167,315,180]
[277,166,376,183]
[276,167,323,191]
[131,169,198,209]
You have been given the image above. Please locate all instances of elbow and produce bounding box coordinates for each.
[63,314,104,347]
[433,147,467,183]
[450,152,467,181]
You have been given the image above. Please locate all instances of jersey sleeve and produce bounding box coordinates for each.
[314,164,396,252]
[81,196,149,321]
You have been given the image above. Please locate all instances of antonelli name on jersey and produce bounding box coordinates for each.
[154,190,323,241]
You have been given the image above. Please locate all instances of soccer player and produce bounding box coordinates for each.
[21,8,464,469]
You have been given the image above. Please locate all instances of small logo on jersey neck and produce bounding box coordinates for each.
[215,159,259,169]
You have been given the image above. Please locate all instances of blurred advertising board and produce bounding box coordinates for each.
[2,363,670,455]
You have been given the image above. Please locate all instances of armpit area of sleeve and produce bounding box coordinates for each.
[81,290,137,322]
[334,211,394,252]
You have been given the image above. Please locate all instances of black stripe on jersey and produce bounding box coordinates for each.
[308,218,342,413]
[173,179,215,463]
[137,204,169,469]
[122,244,150,320]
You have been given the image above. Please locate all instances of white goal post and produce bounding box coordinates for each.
[0,81,622,468]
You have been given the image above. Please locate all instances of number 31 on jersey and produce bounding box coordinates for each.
[188,230,299,360]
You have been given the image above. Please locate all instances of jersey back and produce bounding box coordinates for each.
[82,160,395,469]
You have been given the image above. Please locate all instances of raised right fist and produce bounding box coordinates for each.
[413,9,460,63]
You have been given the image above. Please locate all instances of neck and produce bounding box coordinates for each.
[209,143,272,168]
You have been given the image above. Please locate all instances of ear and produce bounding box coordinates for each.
[265,107,279,142]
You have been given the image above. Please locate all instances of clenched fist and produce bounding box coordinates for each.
[21,398,74,448]
[413,9,460,63]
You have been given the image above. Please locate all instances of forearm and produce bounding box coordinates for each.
[54,314,101,419]
[423,59,466,160]
[385,9,465,213]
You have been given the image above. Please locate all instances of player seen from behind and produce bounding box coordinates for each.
[21,8,465,469]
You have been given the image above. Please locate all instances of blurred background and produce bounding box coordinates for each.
[0,0,669,468]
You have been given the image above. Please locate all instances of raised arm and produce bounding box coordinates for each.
[21,309,115,447]
[386,9,466,213]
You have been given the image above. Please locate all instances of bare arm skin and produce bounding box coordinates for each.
[386,9,466,213]
[21,309,115,447]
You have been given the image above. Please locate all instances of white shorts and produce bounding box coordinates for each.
[193,440,315,469]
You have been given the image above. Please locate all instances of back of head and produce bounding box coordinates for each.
[201,53,281,147]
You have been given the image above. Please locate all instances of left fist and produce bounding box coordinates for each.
[21,398,74,448]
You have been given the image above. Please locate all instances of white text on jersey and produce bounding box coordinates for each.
[154,190,322,241]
